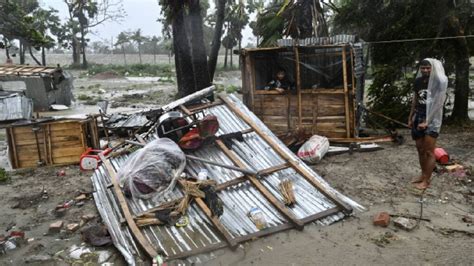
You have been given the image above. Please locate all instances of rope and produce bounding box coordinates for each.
[365,35,474,45]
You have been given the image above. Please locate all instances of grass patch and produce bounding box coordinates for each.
[74,63,173,77]
[77,94,93,101]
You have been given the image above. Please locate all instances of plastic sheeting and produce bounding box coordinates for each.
[118,138,186,201]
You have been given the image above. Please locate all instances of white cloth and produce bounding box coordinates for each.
[416,58,448,133]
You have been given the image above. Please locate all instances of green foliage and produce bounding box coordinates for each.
[333,0,473,123]
[0,168,9,183]
[79,63,173,77]
[225,85,240,94]
[367,66,414,126]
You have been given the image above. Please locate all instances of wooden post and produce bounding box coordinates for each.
[220,96,353,214]
[294,46,302,128]
[342,46,351,138]
[215,139,305,230]
[99,155,160,259]
[350,48,357,137]
[8,128,19,168]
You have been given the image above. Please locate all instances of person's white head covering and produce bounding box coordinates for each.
[416,58,448,133]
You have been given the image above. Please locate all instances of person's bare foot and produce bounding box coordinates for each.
[414,180,430,190]
[411,176,423,183]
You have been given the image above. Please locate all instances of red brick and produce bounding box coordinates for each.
[373,212,390,227]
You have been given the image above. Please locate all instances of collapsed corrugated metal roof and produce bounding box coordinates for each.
[0,64,58,77]
[0,91,32,122]
[91,91,364,265]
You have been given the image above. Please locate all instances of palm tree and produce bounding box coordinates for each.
[131,29,147,64]
[115,32,129,65]
[255,0,328,47]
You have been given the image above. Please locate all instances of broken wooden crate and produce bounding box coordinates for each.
[91,93,363,263]
[6,117,100,169]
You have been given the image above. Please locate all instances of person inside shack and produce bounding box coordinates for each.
[408,58,448,190]
[263,68,295,93]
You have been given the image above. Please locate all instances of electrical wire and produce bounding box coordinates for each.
[364,35,474,45]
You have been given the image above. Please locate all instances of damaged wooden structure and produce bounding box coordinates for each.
[6,117,100,169]
[0,64,74,111]
[91,88,363,264]
[240,35,365,140]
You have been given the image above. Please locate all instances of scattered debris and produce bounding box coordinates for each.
[81,224,112,247]
[248,207,268,230]
[297,135,330,163]
[66,223,80,232]
[434,147,449,164]
[49,220,64,234]
[24,254,53,263]
[279,179,296,206]
[393,217,417,231]
[371,231,398,247]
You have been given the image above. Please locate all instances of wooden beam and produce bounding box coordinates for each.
[342,46,351,138]
[294,46,302,128]
[215,139,304,230]
[177,180,238,249]
[219,95,353,214]
[100,155,160,259]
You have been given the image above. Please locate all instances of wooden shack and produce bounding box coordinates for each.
[240,38,365,140]
[6,117,100,169]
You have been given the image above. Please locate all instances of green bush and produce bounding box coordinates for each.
[0,168,9,183]
[367,65,414,128]
[77,94,93,101]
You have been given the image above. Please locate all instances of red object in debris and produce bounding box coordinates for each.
[373,212,390,227]
[57,170,66,177]
[79,147,113,171]
[434,147,449,164]
[9,231,25,239]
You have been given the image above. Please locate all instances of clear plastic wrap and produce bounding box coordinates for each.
[118,138,186,200]
[416,58,448,133]
[426,59,448,133]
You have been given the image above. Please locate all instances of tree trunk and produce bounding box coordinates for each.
[188,0,211,92]
[19,41,25,64]
[172,0,196,97]
[80,25,88,69]
[208,0,226,80]
[28,46,42,65]
[41,47,46,66]
[230,47,233,68]
[447,15,470,121]
[122,45,127,65]
[153,43,157,64]
[72,37,80,66]
[138,44,142,64]
[224,48,228,69]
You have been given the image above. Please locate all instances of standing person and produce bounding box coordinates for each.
[408,59,448,190]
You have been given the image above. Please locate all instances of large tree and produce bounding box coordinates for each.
[160,0,215,97]
[63,0,125,68]
[333,0,473,123]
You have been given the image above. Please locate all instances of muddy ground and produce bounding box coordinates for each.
[0,69,473,265]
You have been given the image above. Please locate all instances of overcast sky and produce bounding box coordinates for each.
[39,0,255,46]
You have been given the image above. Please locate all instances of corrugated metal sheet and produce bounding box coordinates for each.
[0,64,57,77]
[91,94,364,264]
[105,112,150,129]
[0,91,33,122]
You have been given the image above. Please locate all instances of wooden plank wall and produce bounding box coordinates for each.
[253,89,354,138]
[6,120,96,169]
